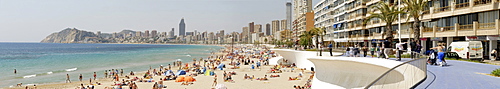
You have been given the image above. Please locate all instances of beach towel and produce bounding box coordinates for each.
[175,76,185,82]
[184,76,196,82]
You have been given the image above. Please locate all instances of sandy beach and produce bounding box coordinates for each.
[4,45,313,89]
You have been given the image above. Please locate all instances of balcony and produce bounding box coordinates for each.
[420,0,498,20]
[458,24,473,30]
[420,20,500,38]
[455,3,470,9]
[433,6,451,13]
[474,0,493,5]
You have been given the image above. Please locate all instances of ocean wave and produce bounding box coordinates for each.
[65,68,77,72]
[46,71,53,74]
[23,74,36,78]
[186,55,191,57]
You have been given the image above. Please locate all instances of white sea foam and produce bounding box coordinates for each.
[47,71,53,74]
[23,74,36,78]
[65,68,77,72]
[186,55,191,57]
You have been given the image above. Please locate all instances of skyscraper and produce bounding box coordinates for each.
[266,23,271,36]
[144,30,150,37]
[151,30,157,37]
[168,28,175,38]
[179,18,186,36]
[286,2,292,30]
[280,19,287,31]
[254,24,262,33]
[272,20,280,35]
[249,22,254,34]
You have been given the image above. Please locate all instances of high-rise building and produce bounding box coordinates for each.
[293,0,314,39]
[286,2,292,30]
[254,24,262,33]
[179,18,186,36]
[168,28,175,38]
[272,20,280,36]
[144,30,150,37]
[136,31,142,37]
[249,22,255,34]
[242,27,249,43]
[280,19,287,31]
[266,23,271,36]
[151,30,157,37]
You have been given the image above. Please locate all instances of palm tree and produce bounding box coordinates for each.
[402,0,427,43]
[299,30,315,49]
[310,27,326,56]
[364,1,404,47]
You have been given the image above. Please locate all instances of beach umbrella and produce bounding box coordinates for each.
[176,70,186,75]
[215,84,227,89]
[165,70,174,76]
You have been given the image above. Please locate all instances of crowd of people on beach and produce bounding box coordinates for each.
[12,44,314,89]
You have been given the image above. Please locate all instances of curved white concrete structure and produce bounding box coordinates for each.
[268,56,283,65]
[308,57,426,89]
[271,49,342,70]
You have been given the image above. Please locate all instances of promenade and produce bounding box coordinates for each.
[331,48,500,89]
[416,60,500,89]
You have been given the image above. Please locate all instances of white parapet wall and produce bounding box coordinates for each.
[271,49,342,70]
[307,57,426,89]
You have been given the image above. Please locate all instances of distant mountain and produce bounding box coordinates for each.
[41,28,98,43]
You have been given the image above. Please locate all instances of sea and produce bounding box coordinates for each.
[0,43,223,87]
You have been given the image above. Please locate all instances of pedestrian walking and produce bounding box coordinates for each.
[66,74,71,83]
[382,39,392,59]
[362,46,368,57]
[328,43,333,56]
[369,45,375,57]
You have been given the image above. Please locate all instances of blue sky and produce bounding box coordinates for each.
[0,0,320,42]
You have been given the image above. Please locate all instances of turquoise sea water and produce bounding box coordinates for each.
[0,43,223,87]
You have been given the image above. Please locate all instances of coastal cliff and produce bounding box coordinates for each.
[41,28,98,43]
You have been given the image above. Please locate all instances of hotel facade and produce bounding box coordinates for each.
[314,0,500,56]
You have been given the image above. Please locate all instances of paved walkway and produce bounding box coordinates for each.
[415,60,500,89]
[337,54,500,89]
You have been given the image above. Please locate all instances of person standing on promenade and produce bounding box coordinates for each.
[382,39,392,59]
[369,45,375,57]
[345,47,351,56]
[362,46,368,57]
[376,44,382,58]
[66,74,71,83]
[328,42,333,56]
[353,45,360,57]
[430,43,447,66]
[79,74,83,81]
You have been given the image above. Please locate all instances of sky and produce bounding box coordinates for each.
[0,0,319,42]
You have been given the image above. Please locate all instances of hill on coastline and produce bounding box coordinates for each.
[41,28,98,43]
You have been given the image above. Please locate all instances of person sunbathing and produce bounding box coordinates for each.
[271,74,280,77]
[288,77,300,80]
